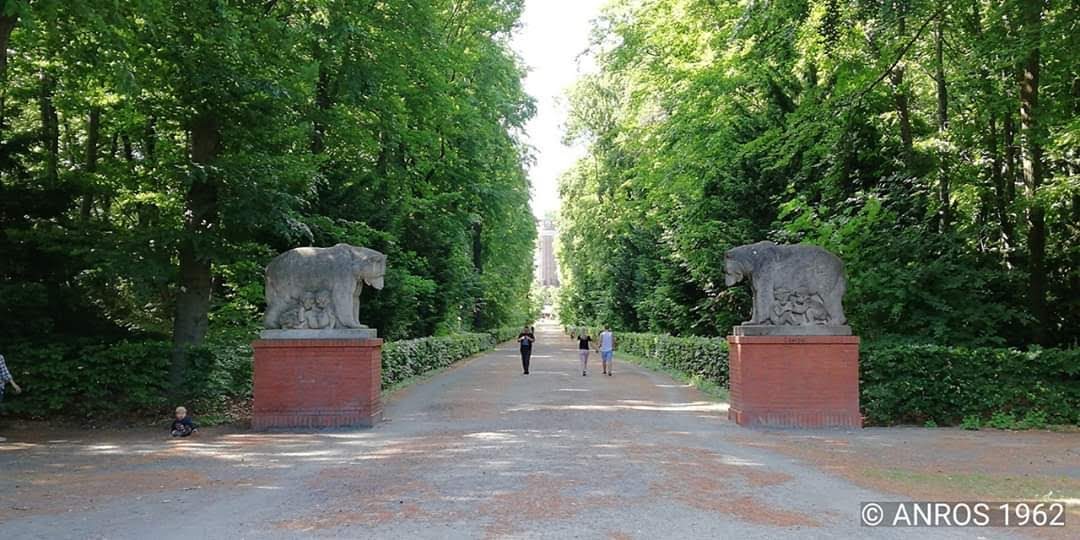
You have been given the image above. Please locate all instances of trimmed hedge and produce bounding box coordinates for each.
[861,343,1080,426]
[381,332,494,388]
[0,338,251,418]
[3,330,502,418]
[567,328,1078,427]
[618,333,730,387]
[489,326,524,343]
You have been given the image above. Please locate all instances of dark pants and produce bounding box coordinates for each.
[520,347,532,373]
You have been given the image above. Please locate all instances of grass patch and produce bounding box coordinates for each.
[617,351,730,402]
[862,468,1080,501]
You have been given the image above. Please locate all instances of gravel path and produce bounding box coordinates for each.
[0,323,1041,538]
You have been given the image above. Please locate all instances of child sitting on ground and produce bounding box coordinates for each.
[170,406,197,437]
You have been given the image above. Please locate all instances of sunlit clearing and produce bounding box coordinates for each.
[463,432,518,441]
[0,442,40,451]
[508,401,729,413]
[720,455,764,467]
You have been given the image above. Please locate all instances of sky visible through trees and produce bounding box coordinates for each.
[514,0,606,220]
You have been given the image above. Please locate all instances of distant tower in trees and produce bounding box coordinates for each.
[536,218,560,287]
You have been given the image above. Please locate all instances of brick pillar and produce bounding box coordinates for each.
[727,335,861,428]
[252,338,382,429]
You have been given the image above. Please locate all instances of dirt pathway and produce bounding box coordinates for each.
[0,323,1071,538]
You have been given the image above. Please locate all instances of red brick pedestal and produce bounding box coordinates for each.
[252,339,383,429]
[727,335,861,428]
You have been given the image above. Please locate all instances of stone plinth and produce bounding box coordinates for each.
[252,338,382,429]
[727,335,861,429]
[260,328,377,340]
[732,325,851,336]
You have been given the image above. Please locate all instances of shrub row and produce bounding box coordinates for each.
[567,328,1078,427]
[381,332,494,388]
[3,329,506,418]
[860,343,1080,426]
[0,338,251,418]
[617,332,730,388]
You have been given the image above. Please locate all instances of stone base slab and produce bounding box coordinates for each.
[252,338,383,430]
[732,325,852,336]
[727,335,861,429]
[259,328,377,340]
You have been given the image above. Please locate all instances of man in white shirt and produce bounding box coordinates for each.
[598,326,616,376]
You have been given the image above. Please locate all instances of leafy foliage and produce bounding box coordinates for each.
[557,0,1079,347]
[0,0,538,413]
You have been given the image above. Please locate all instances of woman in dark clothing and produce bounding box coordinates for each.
[577,333,594,376]
[517,325,535,374]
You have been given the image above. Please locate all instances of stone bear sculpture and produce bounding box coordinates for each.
[724,241,847,326]
[264,244,386,329]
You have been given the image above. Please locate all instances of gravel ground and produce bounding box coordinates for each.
[0,322,1071,539]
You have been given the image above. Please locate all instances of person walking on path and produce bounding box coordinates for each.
[0,353,22,403]
[598,325,616,376]
[577,331,594,376]
[517,326,535,375]
[0,353,23,442]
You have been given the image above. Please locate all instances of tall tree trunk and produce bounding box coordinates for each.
[122,133,134,162]
[1018,0,1047,343]
[935,11,951,230]
[143,116,157,161]
[0,12,16,139]
[890,11,914,168]
[311,53,332,155]
[0,12,13,82]
[935,14,948,131]
[987,113,1015,258]
[892,73,914,164]
[376,130,390,177]
[1003,110,1017,203]
[39,71,59,184]
[472,220,483,328]
[80,107,101,222]
[171,112,221,389]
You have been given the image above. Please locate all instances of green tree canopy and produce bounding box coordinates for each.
[558,0,1078,347]
[0,0,538,388]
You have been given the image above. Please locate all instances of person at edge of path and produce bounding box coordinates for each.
[0,353,23,442]
[170,406,197,437]
[599,325,616,376]
[577,331,594,376]
[517,325,535,375]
